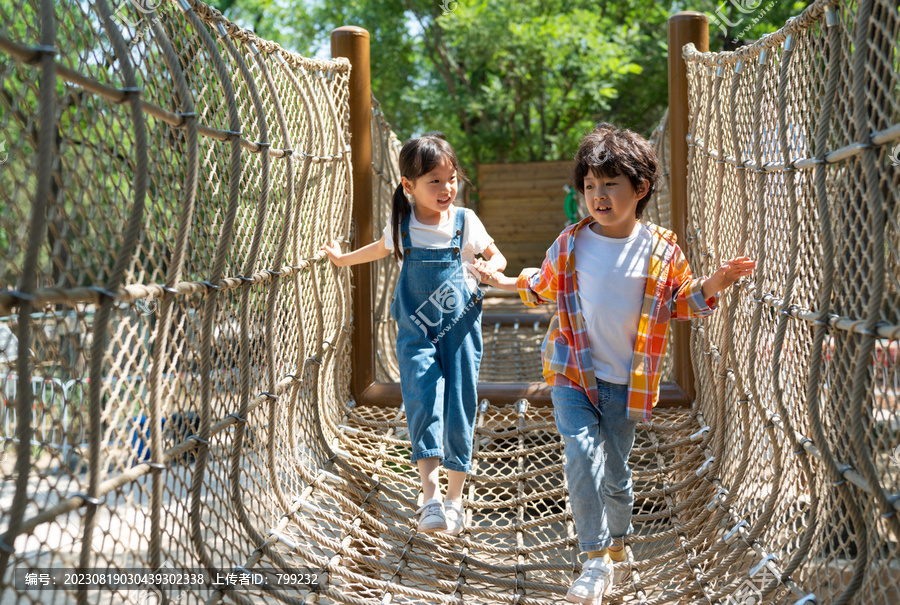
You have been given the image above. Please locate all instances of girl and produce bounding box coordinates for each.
[321,133,507,535]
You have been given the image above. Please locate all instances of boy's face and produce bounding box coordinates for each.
[583,170,649,239]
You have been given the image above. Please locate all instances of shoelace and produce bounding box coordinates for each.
[415,502,443,517]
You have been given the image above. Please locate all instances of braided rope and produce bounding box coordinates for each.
[0,0,898,603]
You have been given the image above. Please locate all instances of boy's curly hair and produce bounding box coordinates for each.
[573,123,661,219]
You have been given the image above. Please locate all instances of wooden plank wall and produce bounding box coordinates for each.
[478,160,575,273]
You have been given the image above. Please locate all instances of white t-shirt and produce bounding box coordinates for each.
[573,222,652,385]
[383,204,494,293]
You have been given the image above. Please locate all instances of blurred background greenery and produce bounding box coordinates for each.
[209,0,808,172]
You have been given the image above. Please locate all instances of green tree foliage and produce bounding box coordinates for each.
[210,0,810,174]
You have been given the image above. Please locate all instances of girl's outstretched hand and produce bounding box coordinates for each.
[472,258,495,282]
[320,240,346,266]
[702,256,756,298]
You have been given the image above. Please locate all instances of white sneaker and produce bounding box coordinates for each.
[566,557,613,604]
[443,500,466,536]
[415,498,447,533]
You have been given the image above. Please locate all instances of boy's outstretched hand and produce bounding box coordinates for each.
[702,256,756,299]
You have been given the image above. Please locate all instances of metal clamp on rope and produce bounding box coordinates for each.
[146,461,166,470]
[764,413,781,430]
[72,492,102,507]
[317,469,342,485]
[697,455,715,476]
[881,494,899,518]
[307,356,322,366]
[0,536,15,555]
[266,269,283,277]
[117,87,142,103]
[226,413,248,424]
[724,520,748,544]
[833,465,853,486]
[186,435,210,445]
[87,286,119,301]
[200,280,221,291]
[5,290,36,303]
[479,399,490,413]
[783,33,794,52]
[237,275,255,284]
[259,391,279,400]
[338,424,359,435]
[26,44,58,65]
[222,130,242,141]
[707,487,729,511]
[690,426,709,442]
[163,286,179,294]
[268,529,297,550]
[750,553,779,576]
[794,437,813,455]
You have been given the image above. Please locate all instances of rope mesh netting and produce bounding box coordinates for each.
[0,0,898,604]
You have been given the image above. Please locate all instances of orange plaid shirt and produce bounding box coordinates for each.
[517,217,717,421]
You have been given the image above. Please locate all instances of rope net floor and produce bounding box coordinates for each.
[1,0,899,604]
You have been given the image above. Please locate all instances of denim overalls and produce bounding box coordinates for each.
[390,208,483,473]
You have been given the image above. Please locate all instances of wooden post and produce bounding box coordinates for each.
[668,12,708,404]
[331,27,374,403]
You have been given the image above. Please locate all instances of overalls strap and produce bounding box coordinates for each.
[399,211,413,255]
[398,207,467,255]
[452,207,466,252]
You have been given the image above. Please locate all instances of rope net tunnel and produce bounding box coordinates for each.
[0,0,898,603]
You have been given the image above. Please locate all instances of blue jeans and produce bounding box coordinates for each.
[552,380,638,552]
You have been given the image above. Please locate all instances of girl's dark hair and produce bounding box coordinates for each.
[391,132,465,261]
[573,122,661,219]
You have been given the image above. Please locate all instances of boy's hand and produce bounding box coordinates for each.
[702,256,756,298]
[320,240,346,266]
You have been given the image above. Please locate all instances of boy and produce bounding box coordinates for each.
[477,123,754,603]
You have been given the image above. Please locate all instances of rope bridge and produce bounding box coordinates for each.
[0,0,898,604]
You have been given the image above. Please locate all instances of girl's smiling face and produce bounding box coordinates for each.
[584,171,649,238]
[402,158,458,224]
